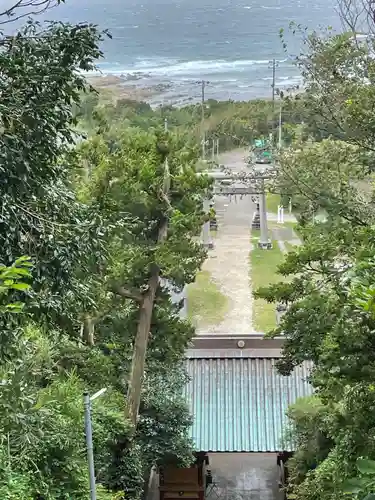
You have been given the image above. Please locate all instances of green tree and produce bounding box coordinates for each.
[75,125,210,426]
[0,19,111,343]
[0,12,204,500]
[255,19,375,500]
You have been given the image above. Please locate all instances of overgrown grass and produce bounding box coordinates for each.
[250,231,285,332]
[186,271,228,328]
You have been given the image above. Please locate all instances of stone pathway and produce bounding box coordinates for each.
[196,149,260,335]
[193,149,302,334]
[198,196,257,335]
[271,221,301,254]
[276,239,287,254]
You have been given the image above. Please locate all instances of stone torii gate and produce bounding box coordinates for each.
[200,169,275,249]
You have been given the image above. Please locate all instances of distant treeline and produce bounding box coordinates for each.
[74,89,316,153]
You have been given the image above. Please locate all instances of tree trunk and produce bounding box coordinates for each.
[126,149,170,426]
[127,271,159,425]
[83,315,95,346]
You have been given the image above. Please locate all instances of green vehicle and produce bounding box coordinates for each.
[255,150,272,164]
[251,138,273,164]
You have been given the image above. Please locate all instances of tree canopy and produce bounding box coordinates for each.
[0,12,210,500]
[6,1,375,499]
[256,21,375,500]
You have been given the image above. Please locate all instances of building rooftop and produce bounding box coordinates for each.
[184,356,313,453]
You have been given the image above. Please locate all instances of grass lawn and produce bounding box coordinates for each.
[266,193,281,214]
[186,271,228,328]
[250,232,285,332]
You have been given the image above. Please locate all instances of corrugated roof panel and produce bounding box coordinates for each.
[185,358,313,452]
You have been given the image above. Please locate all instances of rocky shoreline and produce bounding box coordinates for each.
[86,72,302,107]
[86,74,171,102]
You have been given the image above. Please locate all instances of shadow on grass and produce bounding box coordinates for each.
[250,232,284,332]
[186,270,228,329]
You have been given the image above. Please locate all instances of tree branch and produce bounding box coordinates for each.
[111,284,143,303]
[0,0,59,25]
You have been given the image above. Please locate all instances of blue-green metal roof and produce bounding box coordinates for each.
[185,358,313,452]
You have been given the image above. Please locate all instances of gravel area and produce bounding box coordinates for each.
[195,149,260,335]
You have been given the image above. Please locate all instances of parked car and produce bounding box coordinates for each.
[255,151,272,164]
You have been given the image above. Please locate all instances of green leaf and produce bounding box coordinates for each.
[357,459,375,475]
[12,268,32,277]
[342,477,368,494]
[5,302,25,309]
[362,494,375,500]
[10,283,31,291]
[14,256,32,266]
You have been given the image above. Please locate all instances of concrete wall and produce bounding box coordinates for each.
[208,453,282,500]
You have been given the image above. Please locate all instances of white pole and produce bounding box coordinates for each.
[280,207,284,224]
[84,393,97,500]
[84,388,107,500]
[277,205,281,223]
[289,198,292,214]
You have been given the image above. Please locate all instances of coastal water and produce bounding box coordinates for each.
[25,0,341,102]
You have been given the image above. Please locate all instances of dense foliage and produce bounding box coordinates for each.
[0,10,209,500]
[75,92,305,154]
[6,3,375,500]
[256,25,375,500]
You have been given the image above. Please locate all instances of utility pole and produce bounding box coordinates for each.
[197,80,209,160]
[271,58,276,113]
[278,104,282,149]
[269,59,278,145]
[201,80,206,160]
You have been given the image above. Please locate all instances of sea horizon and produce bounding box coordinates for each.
[4,0,342,103]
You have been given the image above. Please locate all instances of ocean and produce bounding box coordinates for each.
[11,0,342,103]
